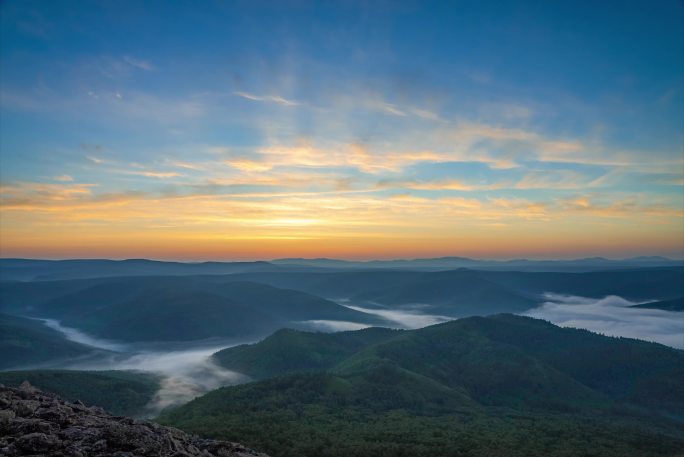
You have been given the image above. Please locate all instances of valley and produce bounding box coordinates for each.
[1,259,683,456]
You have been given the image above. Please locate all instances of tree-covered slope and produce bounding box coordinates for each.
[0,313,98,369]
[212,327,402,380]
[0,369,161,416]
[161,315,684,457]
[159,373,683,457]
[1,278,382,342]
[445,314,684,411]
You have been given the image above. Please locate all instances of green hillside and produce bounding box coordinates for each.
[213,327,401,379]
[160,315,684,457]
[0,313,98,369]
[0,369,161,416]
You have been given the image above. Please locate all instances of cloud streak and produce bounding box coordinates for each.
[39,318,128,352]
[300,320,372,332]
[340,302,453,329]
[234,91,300,106]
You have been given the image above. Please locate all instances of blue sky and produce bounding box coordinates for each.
[1,0,682,260]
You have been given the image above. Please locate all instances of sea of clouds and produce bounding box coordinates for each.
[523,293,684,349]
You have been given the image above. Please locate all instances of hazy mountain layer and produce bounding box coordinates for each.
[0,313,101,369]
[272,256,684,271]
[2,268,682,344]
[631,296,684,311]
[228,267,684,308]
[2,257,682,282]
[0,258,277,281]
[0,278,382,342]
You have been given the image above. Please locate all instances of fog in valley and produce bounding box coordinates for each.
[17,291,683,417]
[37,319,251,416]
[524,293,684,349]
[40,319,129,352]
[339,300,454,329]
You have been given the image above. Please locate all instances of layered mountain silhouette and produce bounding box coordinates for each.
[0,278,382,343]
[2,256,682,282]
[2,266,682,349]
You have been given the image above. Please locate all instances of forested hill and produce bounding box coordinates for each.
[161,315,684,457]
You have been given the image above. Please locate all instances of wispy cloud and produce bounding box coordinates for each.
[167,160,206,171]
[234,91,299,106]
[378,170,612,192]
[3,180,680,226]
[126,171,183,179]
[364,98,443,122]
[122,55,154,71]
[375,101,407,117]
[1,182,97,204]
[86,156,106,164]
[223,159,274,173]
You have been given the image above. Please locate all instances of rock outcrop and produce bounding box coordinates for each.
[0,381,269,457]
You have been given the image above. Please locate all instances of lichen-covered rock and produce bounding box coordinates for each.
[0,382,268,457]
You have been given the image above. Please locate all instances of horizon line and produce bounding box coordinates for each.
[1,255,682,263]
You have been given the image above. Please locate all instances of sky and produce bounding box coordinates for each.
[0,0,683,260]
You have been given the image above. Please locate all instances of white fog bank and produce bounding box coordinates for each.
[39,319,250,416]
[39,318,129,352]
[68,346,248,415]
[523,293,684,349]
[340,302,453,329]
[300,320,372,332]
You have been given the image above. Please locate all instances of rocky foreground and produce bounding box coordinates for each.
[0,381,269,457]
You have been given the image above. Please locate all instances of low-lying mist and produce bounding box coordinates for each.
[40,318,129,352]
[33,300,455,415]
[338,300,453,329]
[68,347,248,415]
[523,293,684,349]
[41,319,252,416]
[26,291,683,418]
[299,320,372,332]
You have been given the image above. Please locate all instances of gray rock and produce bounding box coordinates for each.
[0,384,269,457]
[15,432,59,452]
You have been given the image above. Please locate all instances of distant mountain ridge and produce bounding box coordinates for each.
[2,255,683,281]
[0,258,279,281]
[0,277,385,346]
[272,255,684,270]
[2,267,682,350]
